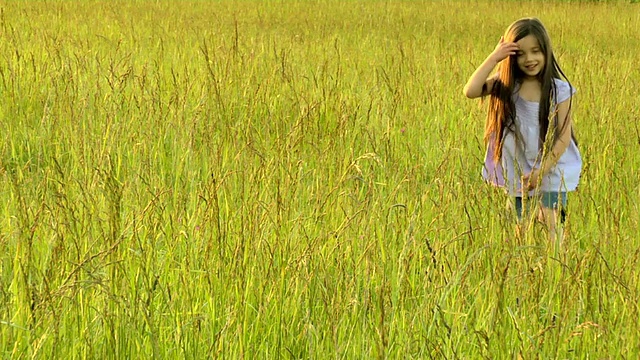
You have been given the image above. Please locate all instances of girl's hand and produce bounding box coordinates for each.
[489,36,519,64]
[522,169,541,191]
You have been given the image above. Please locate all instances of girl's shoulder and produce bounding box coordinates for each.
[553,78,576,104]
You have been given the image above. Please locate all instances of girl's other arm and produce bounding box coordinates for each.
[524,97,575,190]
[541,97,574,174]
[463,37,519,99]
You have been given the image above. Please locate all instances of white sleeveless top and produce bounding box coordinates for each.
[482,78,582,196]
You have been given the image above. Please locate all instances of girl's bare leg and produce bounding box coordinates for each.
[506,198,524,241]
[540,207,563,245]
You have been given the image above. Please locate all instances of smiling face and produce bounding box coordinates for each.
[515,34,546,79]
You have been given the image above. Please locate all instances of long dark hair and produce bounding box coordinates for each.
[485,17,574,162]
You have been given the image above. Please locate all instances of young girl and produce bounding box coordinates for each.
[463,17,582,240]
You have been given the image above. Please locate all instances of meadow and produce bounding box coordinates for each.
[1,0,639,358]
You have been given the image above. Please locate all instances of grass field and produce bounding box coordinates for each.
[1,0,639,358]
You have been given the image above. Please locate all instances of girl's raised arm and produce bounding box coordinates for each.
[463,37,519,99]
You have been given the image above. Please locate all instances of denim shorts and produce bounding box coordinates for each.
[514,192,567,222]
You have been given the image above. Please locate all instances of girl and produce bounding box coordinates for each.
[463,17,582,240]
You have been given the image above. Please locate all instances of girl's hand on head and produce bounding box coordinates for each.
[490,36,519,64]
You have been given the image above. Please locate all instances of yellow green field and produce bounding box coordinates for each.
[1,0,639,358]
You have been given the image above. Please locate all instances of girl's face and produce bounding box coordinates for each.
[515,34,546,79]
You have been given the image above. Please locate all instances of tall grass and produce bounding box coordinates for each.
[0,0,639,358]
